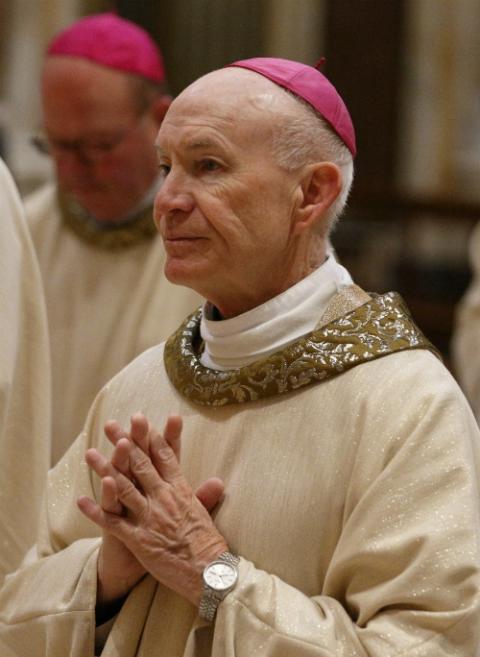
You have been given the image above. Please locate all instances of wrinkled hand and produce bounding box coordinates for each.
[78,414,227,606]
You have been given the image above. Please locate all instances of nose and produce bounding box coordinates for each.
[154,170,194,223]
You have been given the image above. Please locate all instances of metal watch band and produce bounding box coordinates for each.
[198,589,221,623]
[198,551,240,623]
[216,551,240,568]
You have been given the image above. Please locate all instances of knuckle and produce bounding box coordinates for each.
[116,474,136,499]
[131,450,152,475]
[157,442,175,463]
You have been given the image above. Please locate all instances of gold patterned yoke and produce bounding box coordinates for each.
[58,191,157,250]
[164,287,438,406]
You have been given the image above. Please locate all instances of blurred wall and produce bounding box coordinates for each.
[399,0,480,201]
[114,0,325,95]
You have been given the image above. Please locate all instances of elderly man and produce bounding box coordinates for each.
[1,58,479,656]
[0,158,51,584]
[26,13,201,463]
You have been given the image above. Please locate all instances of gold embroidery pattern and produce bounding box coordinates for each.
[164,292,438,407]
[59,193,157,250]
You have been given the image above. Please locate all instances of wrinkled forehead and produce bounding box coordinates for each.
[156,68,302,153]
[171,68,300,125]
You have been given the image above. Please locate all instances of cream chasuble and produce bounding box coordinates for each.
[25,183,203,463]
[0,278,479,657]
[0,160,51,584]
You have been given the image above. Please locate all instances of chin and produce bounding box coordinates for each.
[164,260,203,292]
[71,191,130,221]
[85,207,120,222]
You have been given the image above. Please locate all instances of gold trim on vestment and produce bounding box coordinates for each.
[58,192,157,250]
[164,289,439,406]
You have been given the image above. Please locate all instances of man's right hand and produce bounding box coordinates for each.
[79,414,225,608]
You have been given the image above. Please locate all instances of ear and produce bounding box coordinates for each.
[151,95,173,126]
[293,162,342,236]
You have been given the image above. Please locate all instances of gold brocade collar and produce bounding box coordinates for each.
[164,290,438,407]
[58,192,157,250]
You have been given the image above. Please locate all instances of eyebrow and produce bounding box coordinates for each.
[185,138,220,151]
[155,137,224,157]
[155,145,168,158]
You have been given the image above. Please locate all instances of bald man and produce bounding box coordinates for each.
[2,58,479,657]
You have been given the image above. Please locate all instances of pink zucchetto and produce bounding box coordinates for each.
[228,57,356,157]
[47,12,165,83]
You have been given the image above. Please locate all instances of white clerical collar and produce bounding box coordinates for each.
[200,256,353,371]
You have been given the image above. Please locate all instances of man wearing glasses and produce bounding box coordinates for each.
[27,13,202,464]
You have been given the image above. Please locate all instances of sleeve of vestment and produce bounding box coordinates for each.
[210,366,480,656]
[0,402,106,657]
[0,158,51,583]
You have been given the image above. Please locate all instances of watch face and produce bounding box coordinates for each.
[204,562,237,591]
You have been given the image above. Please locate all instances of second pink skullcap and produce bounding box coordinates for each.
[228,57,356,157]
[47,12,165,83]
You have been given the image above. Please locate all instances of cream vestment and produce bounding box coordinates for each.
[25,184,202,463]
[0,160,51,583]
[1,280,479,656]
[452,221,480,421]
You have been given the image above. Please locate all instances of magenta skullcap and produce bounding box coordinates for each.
[228,57,356,157]
[47,12,165,83]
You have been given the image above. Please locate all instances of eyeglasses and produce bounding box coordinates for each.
[30,112,147,162]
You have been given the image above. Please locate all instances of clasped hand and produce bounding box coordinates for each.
[77,413,228,608]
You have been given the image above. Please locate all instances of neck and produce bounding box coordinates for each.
[213,254,328,320]
[199,256,354,371]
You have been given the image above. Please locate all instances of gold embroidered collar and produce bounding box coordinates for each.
[164,291,438,406]
[58,192,157,250]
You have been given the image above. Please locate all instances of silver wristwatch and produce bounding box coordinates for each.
[198,551,240,622]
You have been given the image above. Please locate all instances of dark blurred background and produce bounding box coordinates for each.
[1,0,479,363]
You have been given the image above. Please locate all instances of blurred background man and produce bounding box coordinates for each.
[25,13,202,463]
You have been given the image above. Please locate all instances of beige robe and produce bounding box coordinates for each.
[0,160,51,583]
[452,221,480,421]
[25,183,202,463]
[1,290,479,656]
